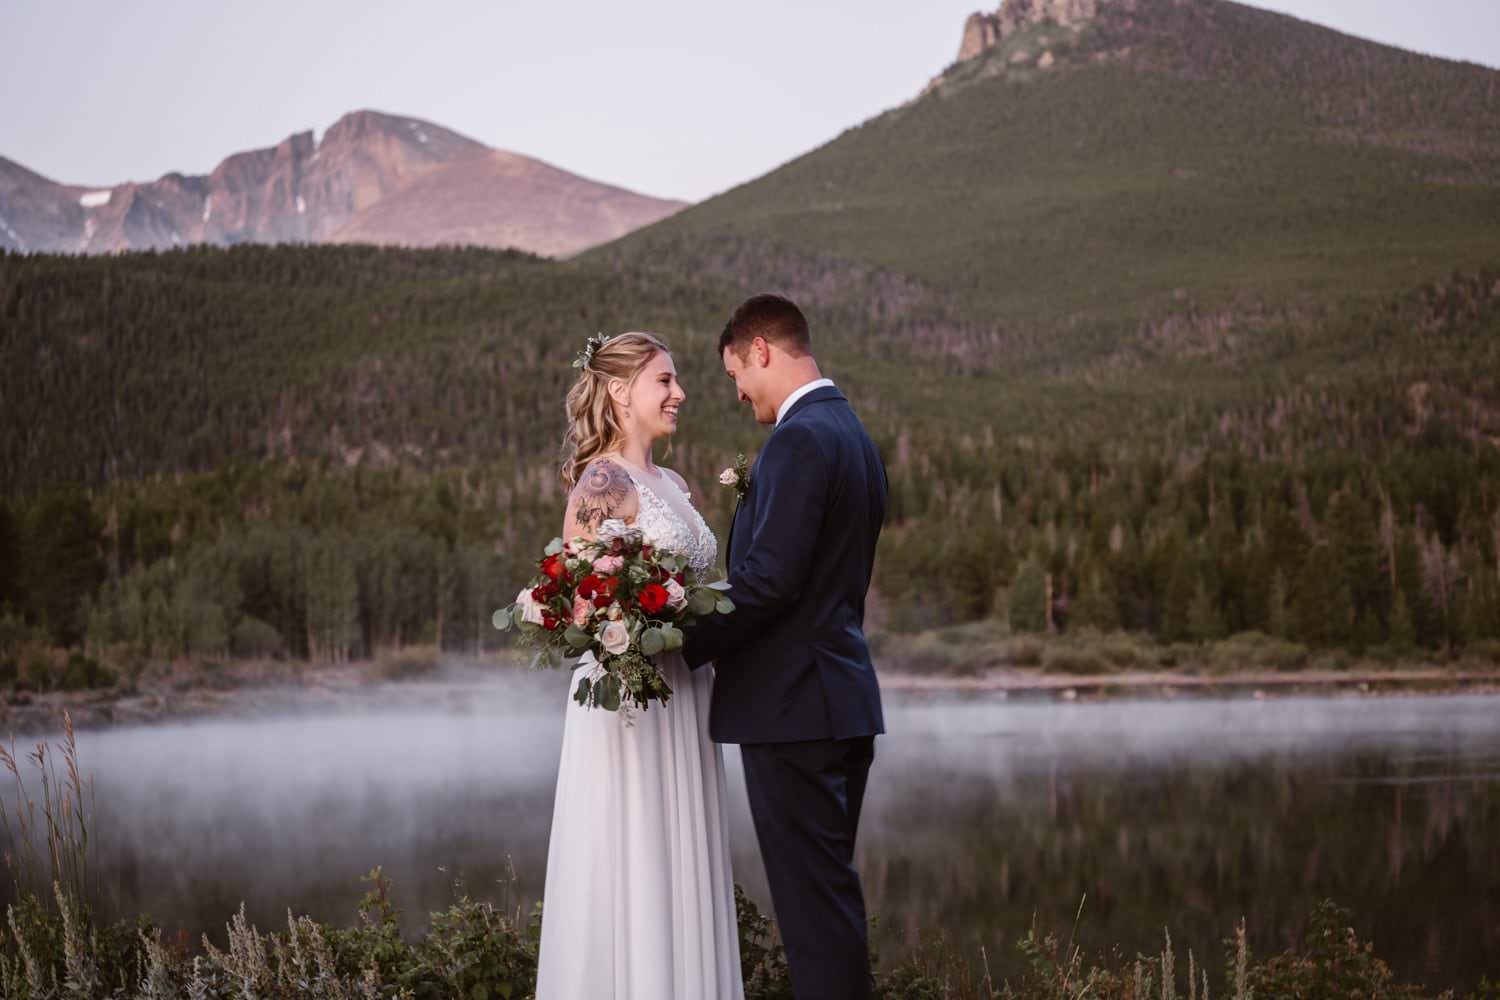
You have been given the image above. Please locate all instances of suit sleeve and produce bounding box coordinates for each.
[683,423,829,669]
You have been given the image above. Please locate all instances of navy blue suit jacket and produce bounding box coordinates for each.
[684,385,887,744]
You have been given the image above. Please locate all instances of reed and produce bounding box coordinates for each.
[0,726,1488,999]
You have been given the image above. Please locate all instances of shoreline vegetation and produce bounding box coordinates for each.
[1,719,1495,1000]
[2,624,1498,736]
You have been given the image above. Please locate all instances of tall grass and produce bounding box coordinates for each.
[0,721,1490,999]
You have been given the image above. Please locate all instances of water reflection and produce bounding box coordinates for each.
[3,673,1496,990]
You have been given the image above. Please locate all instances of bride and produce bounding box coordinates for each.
[534,332,744,999]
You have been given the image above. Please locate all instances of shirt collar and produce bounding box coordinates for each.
[776,378,836,426]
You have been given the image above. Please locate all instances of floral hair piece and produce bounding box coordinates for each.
[573,331,613,370]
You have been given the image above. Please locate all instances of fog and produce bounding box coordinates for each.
[6,669,1498,988]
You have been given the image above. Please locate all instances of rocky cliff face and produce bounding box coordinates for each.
[956,0,1196,63]
[0,111,685,257]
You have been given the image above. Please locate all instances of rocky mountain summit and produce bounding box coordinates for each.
[956,0,1199,62]
[0,111,686,258]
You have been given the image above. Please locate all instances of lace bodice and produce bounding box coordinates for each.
[627,471,718,573]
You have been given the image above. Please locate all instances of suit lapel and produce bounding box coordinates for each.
[724,386,844,565]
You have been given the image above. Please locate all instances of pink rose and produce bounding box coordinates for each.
[593,554,625,574]
[665,578,687,610]
[600,620,630,656]
[572,594,591,627]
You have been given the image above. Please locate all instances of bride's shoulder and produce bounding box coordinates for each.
[568,457,640,533]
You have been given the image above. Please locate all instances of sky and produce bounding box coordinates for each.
[2,0,1496,204]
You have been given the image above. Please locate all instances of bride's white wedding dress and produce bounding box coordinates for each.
[534,468,744,1000]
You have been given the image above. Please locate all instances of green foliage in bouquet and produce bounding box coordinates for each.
[494,526,734,712]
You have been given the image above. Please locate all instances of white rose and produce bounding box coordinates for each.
[665,578,687,610]
[599,620,631,656]
[516,587,545,626]
[719,468,738,487]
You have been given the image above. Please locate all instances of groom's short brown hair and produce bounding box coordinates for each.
[719,294,812,360]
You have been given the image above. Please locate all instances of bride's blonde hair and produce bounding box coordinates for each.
[560,331,672,489]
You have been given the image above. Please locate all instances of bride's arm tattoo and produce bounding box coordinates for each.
[573,460,633,530]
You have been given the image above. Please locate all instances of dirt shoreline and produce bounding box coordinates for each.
[3,661,1497,737]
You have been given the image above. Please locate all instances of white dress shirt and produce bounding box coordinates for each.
[776,378,836,426]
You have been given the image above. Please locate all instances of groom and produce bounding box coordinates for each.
[685,293,887,1000]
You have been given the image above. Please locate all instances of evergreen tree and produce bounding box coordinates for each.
[1072,564,1121,631]
[1161,551,1195,644]
[1460,566,1500,643]
[1008,559,1048,634]
[1187,577,1226,644]
[1294,544,1352,647]
[1326,489,1389,637]
[20,488,106,647]
[0,499,21,612]
[1267,569,1291,640]
[1394,526,1440,648]
[1389,588,1416,652]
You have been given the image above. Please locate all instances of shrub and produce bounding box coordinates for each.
[1006,636,1044,667]
[1089,631,1150,669]
[374,644,443,681]
[1209,631,1310,673]
[18,648,61,692]
[58,651,114,691]
[1157,642,1201,670]
[1462,638,1500,665]
[1311,650,1354,673]
[1042,647,1111,675]
[231,616,285,659]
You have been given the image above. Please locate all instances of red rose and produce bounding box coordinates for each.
[638,583,669,614]
[531,582,559,603]
[577,574,603,600]
[540,610,562,631]
[591,576,619,609]
[541,554,566,581]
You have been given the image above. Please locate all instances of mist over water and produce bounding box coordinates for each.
[7,669,1498,989]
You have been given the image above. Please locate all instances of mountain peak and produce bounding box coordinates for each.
[957,0,1200,62]
[0,110,684,256]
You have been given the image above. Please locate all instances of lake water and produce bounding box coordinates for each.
[6,671,1498,990]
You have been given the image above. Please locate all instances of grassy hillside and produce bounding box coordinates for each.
[602,0,1500,326]
[2,0,1499,677]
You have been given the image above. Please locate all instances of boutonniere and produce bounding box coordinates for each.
[718,453,751,504]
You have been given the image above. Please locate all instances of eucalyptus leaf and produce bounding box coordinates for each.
[512,606,527,629]
[707,581,733,592]
[544,537,565,556]
[662,626,684,651]
[716,597,736,614]
[640,628,665,656]
[492,608,514,631]
[688,589,717,616]
[600,675,622,712]
[563,625,592,650]
[573,677,591,705]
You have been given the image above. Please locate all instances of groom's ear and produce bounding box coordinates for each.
[752,336,772,368]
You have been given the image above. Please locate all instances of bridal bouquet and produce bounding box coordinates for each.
[493,519,734,712]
